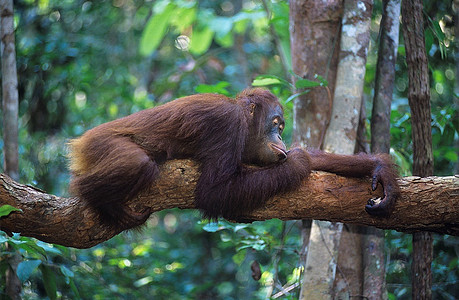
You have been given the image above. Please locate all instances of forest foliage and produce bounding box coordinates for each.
[0,0,458,299]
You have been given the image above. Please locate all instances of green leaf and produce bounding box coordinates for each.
[314,74,329,86]
[232,249,247,265]
[215,31,234,48]
[6,234,27,246]
[17,260,42,282]
[425,14,447,58]
[16,241,47,257]
[170,6,197,32]
[41,265,57,300]
[195,81,230,95]
[444,150,458,162]
[0,205,22,217]
[232,12,249,34]
[252,75,292,88]
[295,78,322,89]
[139,4,175,56]
[189,26,214,55]
[397,45,406,56]
[69,279,81,299]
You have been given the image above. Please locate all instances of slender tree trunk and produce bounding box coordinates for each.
[301,222,343,300]
[334,224,363,298]
[322,0,373,155]
[296,0,374,298]
[365,1,401,299]
[401,0,434,299]
[325,1,373,298]
[371,0,401,155]
[289,1,343,298]
[290,0,342,148]
[1,1,21,299]
[1,0,19,181]
[453,1,459,176]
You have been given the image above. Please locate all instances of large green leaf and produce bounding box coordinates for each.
[189,26,214,55]
[252,74,293,88]
[139,4,175,56]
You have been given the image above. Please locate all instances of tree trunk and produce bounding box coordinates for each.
[316,0,373,299]
[371,0,401,155]
[454,1,459,176]
[289,1,343,298]
[1,0,21,298]
[365,0,401,298]
[323,0,373,155]
[301,222,343,300]
[401,0,434,299]
[1,0,19,182]
[1,164,457,247]
[289,0,342,148]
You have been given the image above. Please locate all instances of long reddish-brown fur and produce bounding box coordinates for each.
[69,88,399,228]
[69,89,311,227]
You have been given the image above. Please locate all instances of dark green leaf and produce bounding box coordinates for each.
[41,265,58,300]
[0,205,22,217]
[295,78,321,89]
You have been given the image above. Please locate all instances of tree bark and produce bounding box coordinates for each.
[1,0,19,181]
[290,2,343,298]
[402,0,434,299]
[366,1,401,298]
[301,221,343,300]
[289,0,343,148]
[313,1,373,298]
[1,0,21,298]
[0,160,457,249]
[323,0,373,155]
[371,0,401,155]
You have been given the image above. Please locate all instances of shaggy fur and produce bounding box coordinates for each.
[68,88,399,228]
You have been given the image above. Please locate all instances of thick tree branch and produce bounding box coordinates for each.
[0,159,458,248]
